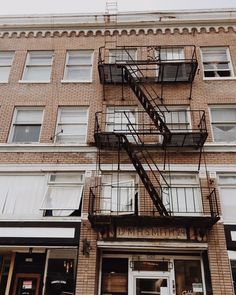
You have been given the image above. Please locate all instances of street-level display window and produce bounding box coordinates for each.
[210,107,236,142]
[218,175,236,222]
[55,107,88,143]
[45,249,78,295]
[63,50,93,82]
[175,260,204,295]
[9,108,44,143]
[22,51,53,82]
[101,258,128,295]
[201,47,233,78]
[0,51,14,82]
[41,173,84,217]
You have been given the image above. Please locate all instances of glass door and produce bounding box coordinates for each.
[134,276,171,295]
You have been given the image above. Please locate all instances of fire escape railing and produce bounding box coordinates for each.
[88,184,219,220]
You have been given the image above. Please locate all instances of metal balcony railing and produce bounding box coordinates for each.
[98,45,198,84]
[94,110,207,149]
[88,184,219,227]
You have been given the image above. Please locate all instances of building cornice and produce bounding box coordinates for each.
[0,9,236,37]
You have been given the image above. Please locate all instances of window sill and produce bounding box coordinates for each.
[0,81,9,84]
[204,143,236,152]
[61,80,92,84]
[0,143,97,152]
[203,77,236,81]
[18,80,51,84]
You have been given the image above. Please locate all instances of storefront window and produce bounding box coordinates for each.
[0,255,11,293]
[174,260,203,295]
[101,258,128,295]
[44,249,77,295]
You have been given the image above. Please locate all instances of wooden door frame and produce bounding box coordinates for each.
[12,273,40,295]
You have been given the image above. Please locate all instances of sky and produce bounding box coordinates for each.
[0,0,236,15]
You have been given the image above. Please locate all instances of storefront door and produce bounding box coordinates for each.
[134,276,171,295]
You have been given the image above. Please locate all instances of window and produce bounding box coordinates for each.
[109,48,136,63]
[218,175,236,222]
[210,107,236,142]
[163,106,190,131]
[0,174,47,218]
[106,106,136,133]
[10,108,43,143]
[22,51,53,82]
[162,174,202,216]
[160,47,184,61]
[41,173,84,217]
[101,173,136,214]
[0,52,14,82]
[201,47,233,78]
[63,50,93,82]
[55,107,88,143]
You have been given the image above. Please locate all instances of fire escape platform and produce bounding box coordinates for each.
[88,214,219,230]
[98,61,198,85]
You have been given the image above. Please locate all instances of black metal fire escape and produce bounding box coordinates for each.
[89,45,219,227]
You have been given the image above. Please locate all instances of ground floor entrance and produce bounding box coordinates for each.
[100,254,206,295]
[0,248,78,295]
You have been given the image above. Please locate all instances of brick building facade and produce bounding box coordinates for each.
[0,8,235,295]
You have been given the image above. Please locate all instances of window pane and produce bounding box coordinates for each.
[65,66,91,80]
[59,109,87,124]
[220,188,236,220]
[211,109,236,122]
[50,173,83,183]
[12,125,41,142]
[0,67,10,82]
[219,176,236,185]
[0,52,14,66]
[202,48,228,62]
[28,52,53,65]
[109,49,136,63]
[67,51,92,65]
[175,260,203,295]
[213,124,236,142]
[23,66,51,81]
[16,110,43,124]
[42,186,83,209]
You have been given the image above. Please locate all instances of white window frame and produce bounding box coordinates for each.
[0,51,14,83]
[41,173,84,217]
[9,107,44,144]
[162,173,203,216]
[109,48,137,64]
[209,105,236,143]
[100,173,137,215]
[163,106,191,132]
[218,174,236,223]
[20,51,53,83]
[106,106,137,133]
[200,47,234,80]
[55,107,89,144]
[62,50,94,83]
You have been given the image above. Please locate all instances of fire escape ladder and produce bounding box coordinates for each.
[122,65,171,142]
[119,133,170,216]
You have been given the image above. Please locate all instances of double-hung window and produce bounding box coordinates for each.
[63,50,93,82]
[210,107,236,142]
[55,107,88,143]
[10,108,44,143]
[163,106,190,132]
[0,52,14,83]
[201,47,233,78]
[22,51,53,82]
[106,106,136,133]
[162,174,202,216]
[41,173,84,217]
[109,48,136,63]
[101,173,136,214]
[218,175,236,222]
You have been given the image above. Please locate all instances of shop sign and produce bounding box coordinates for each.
[117,226,187,240]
